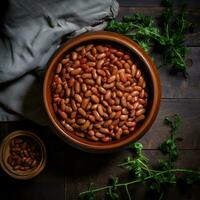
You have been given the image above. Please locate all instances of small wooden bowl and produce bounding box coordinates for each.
[0,130,47,180]
[43,31,161,153]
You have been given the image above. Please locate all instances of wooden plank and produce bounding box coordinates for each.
[159,47,200,98]
[65,150,200,199]
[118,7,200,46]
[140,98,200,149]
[117,0,200,7]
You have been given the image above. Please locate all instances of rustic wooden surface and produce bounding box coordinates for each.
[0,1,200,200]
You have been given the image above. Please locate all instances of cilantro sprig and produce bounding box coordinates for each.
[79,115,200,200]
[105,0,192,76]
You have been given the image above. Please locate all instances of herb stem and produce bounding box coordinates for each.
[79,169,199,196]
[125,184,132,200]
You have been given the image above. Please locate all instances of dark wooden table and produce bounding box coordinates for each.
[0,1,200,199]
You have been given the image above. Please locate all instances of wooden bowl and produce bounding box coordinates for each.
[43,31,161,153]
[0,130,47,179]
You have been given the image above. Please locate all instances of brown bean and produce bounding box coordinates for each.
[71,100,77,111]
[101,136,111,143]
[115,128,123,139]
[78,108,87,118]
[139,89,145,98]
[98,86,106,94]
[121,96,127,107]
[135,115,145,122]
[120,115,128,121]
[105,90,111,100]
[88,62,96,67]
[88,130,95,136]
[72,52,78,60]
[91,104,98,110]
[77,118,86,124]
[124,62,130,69]
[126,121,136,127]
[134,86,142,91]
[85,90,92,97]
[97,69,106,76]
[92,69,98,79]
[97,104,104,117]
[104,119,113,127]
[132,91,140,96]
[116,61,123,68]
[81,73,91,79]
[96,45,105,53]
[64,123,74,132]
[107,106,112,114]
[127,102,134,110]
[112,105,122,111]
[91,87,98,95]
[97,53,106,59]
[97,59,104,69]
[76,132,85,138]
[61,58,69,64]
[108,99,115,106]
[71,68,82,75]
[80,120,90,131]
[91,95,100,103]
[132,102,139,110]
[131,64,137,77]
[55,84,62,94]
[114,111,121,119]
[116,51,124,57]
[96,76,101,85]
[103,82,115,89]
[119,72,127,82]
[93,110,103,121]
[60,99,66,111]
[107,75,116,83]
[56,63,62,74]
[99,127,110,134]
[86,52,96,61]
[74,94,82,103]
[85,79,95,85]
[138,98,145,105]
[88,115,96,122]
[95,132,105,138]
[87,135,99,141]
[65,106,73,113]
[135,69,141,79]
[65,118,75,124]
[81,83,87,92]
[136,108,145,116]
[58,110,67,119]
[116,82,125,91]
[71,111,77,118]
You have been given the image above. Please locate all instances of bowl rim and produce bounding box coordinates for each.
[0,130,47,179]
[43,31,161,152]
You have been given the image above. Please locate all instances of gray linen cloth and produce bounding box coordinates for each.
[0,0,119,125]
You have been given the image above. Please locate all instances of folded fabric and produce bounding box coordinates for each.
[0,0,119,125]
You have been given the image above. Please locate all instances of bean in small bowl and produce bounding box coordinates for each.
[0,130,47,179]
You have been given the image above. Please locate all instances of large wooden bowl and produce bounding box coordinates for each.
[43,31,161,153]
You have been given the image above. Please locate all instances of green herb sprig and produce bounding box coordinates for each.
[105,0,192,76]
[79,115,200,200]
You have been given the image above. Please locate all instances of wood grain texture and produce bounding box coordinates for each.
[159,47,200,98]
[140,99,200,149]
